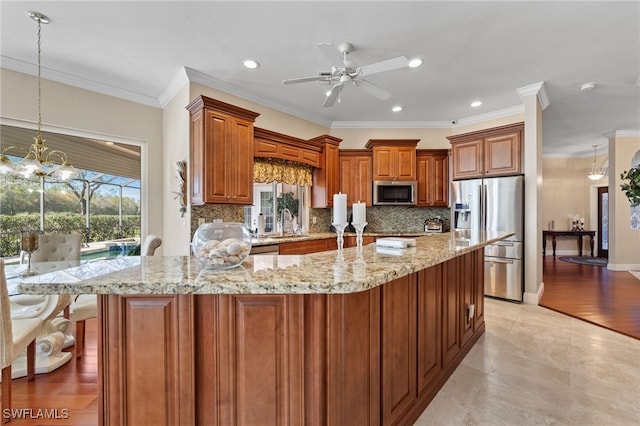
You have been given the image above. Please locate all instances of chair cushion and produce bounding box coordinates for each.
[71,295,97,322]
[30,234,82,263]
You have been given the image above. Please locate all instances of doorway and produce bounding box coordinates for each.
[597,186,608,258]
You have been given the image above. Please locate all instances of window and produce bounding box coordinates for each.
[244,182,308,234]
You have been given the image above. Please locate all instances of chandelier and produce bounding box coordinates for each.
[0,11,77,181]
[587,145,604,181]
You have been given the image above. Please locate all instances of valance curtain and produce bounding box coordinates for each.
[253,158,313,187]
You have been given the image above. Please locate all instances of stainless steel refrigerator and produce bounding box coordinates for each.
[451,175,524,302]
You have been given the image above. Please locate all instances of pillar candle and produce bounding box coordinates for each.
[333,193,347,224]
[352,202,366,224]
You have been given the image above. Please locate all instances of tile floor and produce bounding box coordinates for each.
[415,299,640,425]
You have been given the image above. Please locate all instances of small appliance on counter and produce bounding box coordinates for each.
[424,217,444,233]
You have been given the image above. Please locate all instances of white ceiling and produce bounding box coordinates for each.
[1,1,639,157]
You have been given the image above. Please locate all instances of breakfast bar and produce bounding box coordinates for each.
[19,230,511,426]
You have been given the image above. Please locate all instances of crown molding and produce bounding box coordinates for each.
[330,120,451,129]
[158,67,190,108]
[183,67,332,128]
[516,81,550,110]
[614,130,640,137]
[455,105,525,127]
[1,56,161,108]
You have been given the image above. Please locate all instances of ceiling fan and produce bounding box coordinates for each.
[282,42,411,107]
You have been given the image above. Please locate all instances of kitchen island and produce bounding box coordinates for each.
[19,230,511,426]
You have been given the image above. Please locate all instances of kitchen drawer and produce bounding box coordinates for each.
[484,240,521,259]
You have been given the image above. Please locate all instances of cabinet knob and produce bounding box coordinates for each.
[227,196,231,199]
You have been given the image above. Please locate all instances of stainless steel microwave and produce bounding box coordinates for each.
[372,180,417,206]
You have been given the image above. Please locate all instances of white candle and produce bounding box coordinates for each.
[352,201,366,224]
[333,193,347,224]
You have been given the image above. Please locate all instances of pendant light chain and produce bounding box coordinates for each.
[36,16,42,137]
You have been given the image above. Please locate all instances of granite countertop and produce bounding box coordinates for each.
[18,230,512,296]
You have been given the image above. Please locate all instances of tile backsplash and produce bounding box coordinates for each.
[192,204,451,236]
[309,206,451,234]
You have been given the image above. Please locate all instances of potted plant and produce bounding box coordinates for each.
[620,166,640,207]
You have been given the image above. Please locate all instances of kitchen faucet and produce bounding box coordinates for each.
[280,208,292,236]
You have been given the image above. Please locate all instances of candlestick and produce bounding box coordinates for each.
[353,222,368,250]
[352,201,366,225]
[333,193,347,225]
[331,222,347,251]
[20,230,40,277]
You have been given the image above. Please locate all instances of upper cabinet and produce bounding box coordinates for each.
[339,150,373,207]
[309,135,342,208]
[186,96,260,205]
[448,123,524,180]
[254,127,322,167]
[366,139,419,181]
[416,149,449,207]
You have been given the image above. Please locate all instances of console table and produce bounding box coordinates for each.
[542,230,596,257]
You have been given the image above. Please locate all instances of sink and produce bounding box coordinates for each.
[260,234,309,239]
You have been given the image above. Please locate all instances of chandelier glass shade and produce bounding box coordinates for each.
[0,11,77,181]
[587,145,604,181]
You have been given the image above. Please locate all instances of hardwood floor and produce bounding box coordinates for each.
[3,260,638,424]
[2,320,98,425]
[540,256,640,340]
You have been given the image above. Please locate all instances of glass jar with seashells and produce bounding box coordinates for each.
[192,222,252,269]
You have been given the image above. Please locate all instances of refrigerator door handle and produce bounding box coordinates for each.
[491,242,515,247]
[486,258,514,265]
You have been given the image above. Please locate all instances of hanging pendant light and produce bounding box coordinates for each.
[0,11,78,181]
[587,145,604,181]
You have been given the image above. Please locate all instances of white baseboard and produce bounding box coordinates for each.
[523,281,544,305]
[607,263,640,271]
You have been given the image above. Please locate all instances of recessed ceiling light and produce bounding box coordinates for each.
[243,59,259,69]
[580,82,595,92]
[470,100,482,108]
[325,90,332,97]
[392,105,403,112]
[408,58,422,68]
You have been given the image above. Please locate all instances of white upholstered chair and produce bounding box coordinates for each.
[71,235,162,359]
[141,234,162,256]
[1,259,44,423]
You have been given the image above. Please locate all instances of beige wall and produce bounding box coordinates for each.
[331,114,525,149]
[542,155,607,254]
[0,69,164,248]
[609,135,640,270]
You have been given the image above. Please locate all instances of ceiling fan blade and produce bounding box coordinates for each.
[356,79,390,100]
[323,84,343,108]
[283,75,330,85]
[317,43,345,68]
[359,56,409,76]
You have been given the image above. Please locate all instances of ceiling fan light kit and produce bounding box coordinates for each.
[283,42,416,107]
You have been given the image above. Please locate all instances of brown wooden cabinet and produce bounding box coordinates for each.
[380,274,417,424]
[254,127,322,167]
[310,135,342,208]
[339,150,373,206]
[448,122,523,180]
[186,96,260,205]
[366,139,418,181]
[278,238,338,255]
[416,149,449,207]
[99,249,486,426]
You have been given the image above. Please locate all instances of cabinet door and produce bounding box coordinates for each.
[459,252,475,346]
[381,274,417,424]
[417,151,449,207]
[204,110,233,203]
[340,153,373,207]
[441,257,460,367]
[229,117,254,204]
[473,249,485,332]
[451,139,484,180]
[484,131,521,177]
[396,146,417,180]
[417,265,442,394]
[278,238,338,255]
[372,146,395,180]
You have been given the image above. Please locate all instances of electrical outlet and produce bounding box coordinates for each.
[198,218,206,226]
[312,216,317,224]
